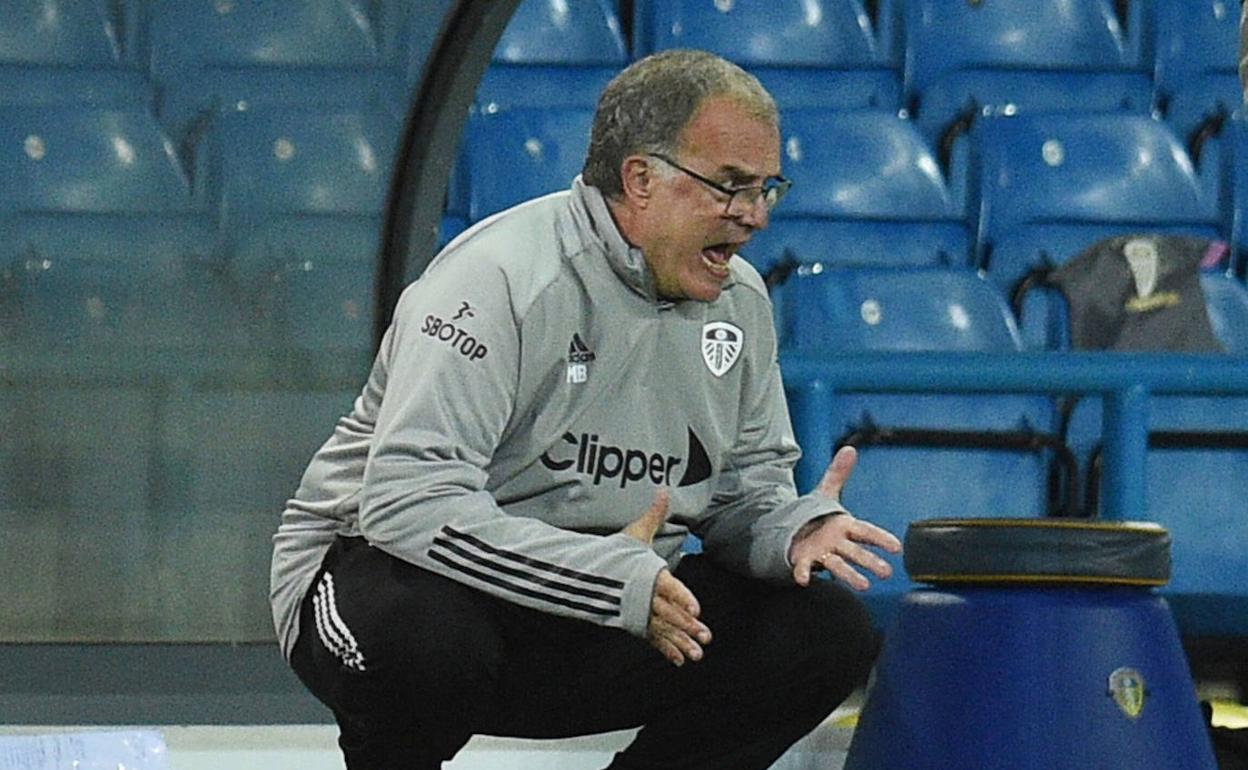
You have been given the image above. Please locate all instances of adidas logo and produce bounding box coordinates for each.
[568,333,596,364]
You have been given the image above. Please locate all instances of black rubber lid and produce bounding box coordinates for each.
[904,518,1171,587]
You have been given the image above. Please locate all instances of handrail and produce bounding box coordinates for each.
[779,351,1248,520]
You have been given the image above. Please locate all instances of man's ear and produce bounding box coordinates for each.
[619,155,655,208]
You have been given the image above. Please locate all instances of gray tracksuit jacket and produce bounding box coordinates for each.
[269,177,846,659]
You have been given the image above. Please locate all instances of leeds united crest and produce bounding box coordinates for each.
[702,321,743,377]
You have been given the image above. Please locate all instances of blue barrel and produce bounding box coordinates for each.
[845,520,1216,769]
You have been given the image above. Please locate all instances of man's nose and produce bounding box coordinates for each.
[731,195,770,230]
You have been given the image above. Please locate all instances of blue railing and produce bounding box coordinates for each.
[780,352,1248,520]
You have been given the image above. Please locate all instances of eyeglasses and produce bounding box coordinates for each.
[647,153,791,217]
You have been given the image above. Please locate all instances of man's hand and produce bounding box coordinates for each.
[789,446,903,589]
[622,490,712,666]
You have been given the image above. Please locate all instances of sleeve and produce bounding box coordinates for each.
[359,259,665,637]
[693,316,847,583]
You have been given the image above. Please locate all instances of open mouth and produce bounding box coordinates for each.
[701,243,738,278]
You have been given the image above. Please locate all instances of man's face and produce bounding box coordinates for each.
[641,97,782,302]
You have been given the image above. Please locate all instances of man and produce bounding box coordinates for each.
[271,49,901,769]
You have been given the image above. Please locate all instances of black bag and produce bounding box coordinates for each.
[1048,234,1225,352]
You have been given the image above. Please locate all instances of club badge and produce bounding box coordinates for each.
[702,321,743,377]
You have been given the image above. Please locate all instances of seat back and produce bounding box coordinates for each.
[464,106,592,221]
[904,0,1142,95]
[636,0,895,66]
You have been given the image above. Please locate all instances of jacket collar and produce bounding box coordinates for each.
[567,175,661,302]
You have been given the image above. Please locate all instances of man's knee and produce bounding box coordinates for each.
[769,580,879,687]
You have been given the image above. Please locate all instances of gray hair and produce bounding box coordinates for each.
[582,49,778,199]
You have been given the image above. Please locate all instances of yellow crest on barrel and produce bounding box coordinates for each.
[1108,667,1146,719]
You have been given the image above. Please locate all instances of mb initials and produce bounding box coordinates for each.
[567,363,588,383]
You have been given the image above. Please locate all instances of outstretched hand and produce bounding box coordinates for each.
[622,490,712,666]
[789,446,902,589]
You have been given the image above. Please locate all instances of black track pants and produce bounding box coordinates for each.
[290,535,878,770]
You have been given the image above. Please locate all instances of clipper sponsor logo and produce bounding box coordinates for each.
[421,314,488,361]
[540,427,711,488]
[566,333,595,384]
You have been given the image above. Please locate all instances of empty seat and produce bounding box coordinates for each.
[474,0,625,113]
[905,0,1143,93]
[636,0,895,67]
[1152,0,1241,97]
[974,114,1220,291]
[147,1,391,139]
[778,265,1063,629]
[463,106,592,221]
[746,109,969,275]
[0,0,135,67]
[213,106,400,356]
[0,67,151,108]
[903,0,1148,138]
[1201,271,1248,354]
[0,106,225,363]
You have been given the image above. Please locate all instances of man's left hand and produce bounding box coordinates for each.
[789,446,903,589]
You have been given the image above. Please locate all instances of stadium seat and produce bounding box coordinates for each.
[974,114,1220,291]
[0,67,151,108]
[463,106,593,221]
[213,106,400,357]
[903,0,1148,138]
[0,0,136,67]
[636,0,896,67]
[0,106,226,363]
[904,0,1144,94]
[1065,392,1248,638]
[777,265,1064,629]
[146,1,392,139]
[1152,0,1241,98]
[745,109,970,275]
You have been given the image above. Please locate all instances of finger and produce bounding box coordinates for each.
[621,489,670,544]
[791,553,819,587]
[654,569,700,618]
[653,592,711,644]
[652,619,705,663]
[832,540,893,580]
[848,520,903,554]
[650,633,686,667]
[822,554,871,592]
[815,446,858,500]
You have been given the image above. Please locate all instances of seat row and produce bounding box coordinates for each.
[773,265,1248,636]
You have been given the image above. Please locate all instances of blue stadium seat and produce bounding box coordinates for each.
[146,1,392,140]
[464,106,592,221]
[1152,0,1241,98]
[903,0,1147,137]
[0,0,136,66]
[474,0,625,112]
[778,265,1062,629]
[212,106,399,356]
[904,0,1144,94]
[1065,393,1248,638]
[974,114,1220,289]
[745,109,970,275]
[493,0,626,65]
[636,0,896,67]
[0,106,227,361]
